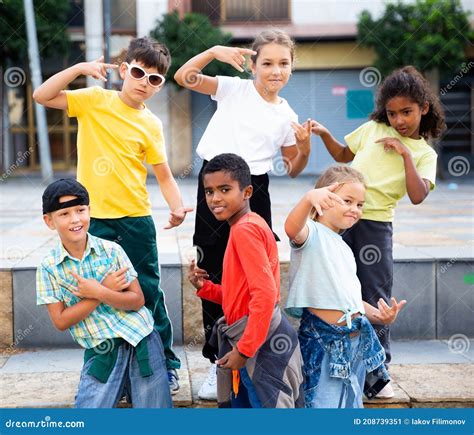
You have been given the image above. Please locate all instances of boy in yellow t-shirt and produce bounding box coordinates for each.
[33,37,192,394]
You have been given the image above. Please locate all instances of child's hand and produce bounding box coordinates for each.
[188,259,209,290]
[79,56,118,82]
[291,118,312,155]
[164,206,194,230]
[70,271,102,299]
[306,183,345,216]
[101,267,129,292]
[375,137,410,157]
[216,346,248,370]
[211,46,256,72]
[310,119,329,136]
[373,297,407,325]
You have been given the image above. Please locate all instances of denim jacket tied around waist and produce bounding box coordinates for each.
[298,308,390,393]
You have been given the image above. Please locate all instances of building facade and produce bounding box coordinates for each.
[2,0,473,176]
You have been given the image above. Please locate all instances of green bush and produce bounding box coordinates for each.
[151,11,246,89]
[0,0,70,67]
[357,0,473,76]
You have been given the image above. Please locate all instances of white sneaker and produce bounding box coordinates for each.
[375,382,394,399]
[198,364,217,400]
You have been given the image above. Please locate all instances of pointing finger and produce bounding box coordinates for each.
[239,48,257,56]
[230,60,244,72]
[328,192,345,204]
[291,122,303,132]
[70,271,81,281]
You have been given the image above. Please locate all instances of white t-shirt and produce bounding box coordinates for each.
[286,220,365,325]
[196,76,298,175]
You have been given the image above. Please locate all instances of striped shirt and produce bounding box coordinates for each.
[36,233,153,348]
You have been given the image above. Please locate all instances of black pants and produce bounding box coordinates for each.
[342,219,393,364]
[193,161,277,362]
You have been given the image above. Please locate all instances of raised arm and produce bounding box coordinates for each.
[311,120,355,163]
[174,46,256,95]
[285,184,343,244]
[32,56,117,110]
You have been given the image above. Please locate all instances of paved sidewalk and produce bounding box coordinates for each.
[1,175,472,409]
[0,346,192,408]
[0,176,473,269]
[0,340,472,408]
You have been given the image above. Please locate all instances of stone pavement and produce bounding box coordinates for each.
[1,175,473,267]
[0,175,472,408]
[0,346,192,408]
[0,340,473,408]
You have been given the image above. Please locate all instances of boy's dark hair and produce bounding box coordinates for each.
[370,65,446,139]
[202,153,251,190]
[125,36,171,76]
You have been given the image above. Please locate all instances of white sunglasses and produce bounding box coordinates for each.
[124,62,165,88]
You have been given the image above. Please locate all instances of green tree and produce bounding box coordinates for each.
[151,11,244,89]
[0,0,70,67]
[357,0,472,76]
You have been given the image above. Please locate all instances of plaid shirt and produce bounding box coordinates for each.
[36,233,153,348]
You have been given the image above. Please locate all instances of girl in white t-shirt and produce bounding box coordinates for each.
[285,165,406,408]
[175,29,311,400]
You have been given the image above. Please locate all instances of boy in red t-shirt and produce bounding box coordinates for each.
[188,153,303,408]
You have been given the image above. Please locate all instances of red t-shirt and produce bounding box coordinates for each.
[197,212,280,358]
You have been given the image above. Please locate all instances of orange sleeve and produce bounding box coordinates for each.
[196,279,223,305]
[233,224,278,358]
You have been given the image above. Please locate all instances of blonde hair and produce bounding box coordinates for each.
[310,165,366,221]
[250,29,295,64]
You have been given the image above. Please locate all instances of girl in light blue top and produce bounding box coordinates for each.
[285,165,406,408]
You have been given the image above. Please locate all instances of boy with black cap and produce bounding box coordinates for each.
[36,178,172,408]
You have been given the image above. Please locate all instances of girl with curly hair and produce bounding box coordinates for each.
[309,66,445,398]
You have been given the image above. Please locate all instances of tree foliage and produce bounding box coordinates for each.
[357,0,473,75]
[151,11,245,89]
[0,0,70,67]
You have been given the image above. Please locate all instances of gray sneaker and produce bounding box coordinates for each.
[168,369,180,395]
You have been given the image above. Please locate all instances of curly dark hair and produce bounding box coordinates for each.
[370,66,446,139]
[202,153,251,190]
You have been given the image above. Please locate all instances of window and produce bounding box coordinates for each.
[110,0,136,33]
[67,0,85,28]
[225,0,290,23]
[191,0,290,24]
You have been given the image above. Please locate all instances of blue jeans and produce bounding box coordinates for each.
[75,330,172,408]
[230,368,262,408]
[307,335,365,408]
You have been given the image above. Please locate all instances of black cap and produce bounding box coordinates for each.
[42,179,89,214]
